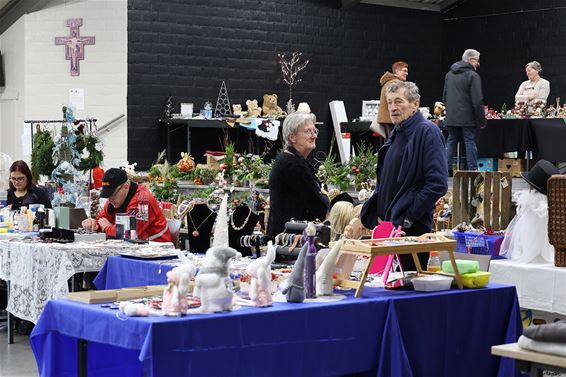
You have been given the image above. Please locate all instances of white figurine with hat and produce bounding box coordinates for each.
[500,160,559,263]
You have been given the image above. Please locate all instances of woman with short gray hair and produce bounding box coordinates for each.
[268,111,329,237]
[515,60,550,103]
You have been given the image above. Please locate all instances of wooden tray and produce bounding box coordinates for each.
[335,233,462,297]
[67,285,166,304]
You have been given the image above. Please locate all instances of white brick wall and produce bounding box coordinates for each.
[0,0,127,170]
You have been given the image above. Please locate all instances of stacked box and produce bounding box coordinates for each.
[477,158,498,172]
[498,158,526,178]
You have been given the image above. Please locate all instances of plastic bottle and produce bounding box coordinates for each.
[427,251,442,272]
[17,207,28,231]
[28,208,36,231]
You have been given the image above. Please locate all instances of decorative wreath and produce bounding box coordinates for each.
[76,133,104,171]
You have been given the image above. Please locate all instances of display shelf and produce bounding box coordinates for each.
[176,182,269,194]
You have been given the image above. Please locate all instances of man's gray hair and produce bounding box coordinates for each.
[282,111,317,148]
[386,81,421,103]
[462,49,480,62]
[525,61,542,72]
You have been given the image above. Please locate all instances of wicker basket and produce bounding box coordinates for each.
[546,175,566,267]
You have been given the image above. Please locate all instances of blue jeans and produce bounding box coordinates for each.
[446,126,478,171]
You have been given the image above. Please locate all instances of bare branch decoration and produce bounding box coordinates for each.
[278,51,309,105]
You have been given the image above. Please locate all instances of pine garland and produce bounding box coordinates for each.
[31,129,55,181]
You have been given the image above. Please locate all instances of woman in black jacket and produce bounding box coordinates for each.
[6,160,52,211]
[267,112,329,237]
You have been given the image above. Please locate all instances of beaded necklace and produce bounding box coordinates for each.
[230,207,252,231]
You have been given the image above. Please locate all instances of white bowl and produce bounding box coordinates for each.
[412,275,453,292]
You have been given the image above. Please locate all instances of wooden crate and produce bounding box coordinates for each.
[452,171,512,230]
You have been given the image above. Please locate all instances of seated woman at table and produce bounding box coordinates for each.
[6,160,52,211]
[267,112,329,237]
[515,61,550,104]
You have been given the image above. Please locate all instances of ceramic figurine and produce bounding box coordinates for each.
[193,246,241,312]
[245,241,276,307]
[162,253,196,315]
[282,243,308,303]
[316,240,343,296]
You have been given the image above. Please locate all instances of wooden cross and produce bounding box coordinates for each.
[55,19,95,76]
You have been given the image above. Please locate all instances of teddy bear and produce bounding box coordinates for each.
[470,174,485,227]
[245,241,276,307]
[434,101,445,119]
[262,94,287,118]
[232,104,247,117]
[246,99,262,117]
[193,245,242,312]
[162,253,196,315]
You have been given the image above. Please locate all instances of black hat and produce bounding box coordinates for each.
[521,159,558,195]
[100,168,128,198]
[330,192,354,209]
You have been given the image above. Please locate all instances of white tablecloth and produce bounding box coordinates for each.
[0,240,121,323]
[490,259,566,315]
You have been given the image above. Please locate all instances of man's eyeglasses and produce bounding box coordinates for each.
[301,128,319,137]
[10,176,26,182]
[109,184,124,201]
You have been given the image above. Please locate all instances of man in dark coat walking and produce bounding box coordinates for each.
[361,81,448,270]
[443,49,486,172]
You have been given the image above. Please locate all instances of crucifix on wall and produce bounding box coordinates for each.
[54,18,95,76]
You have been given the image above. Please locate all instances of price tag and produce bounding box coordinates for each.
[500,176,509,189]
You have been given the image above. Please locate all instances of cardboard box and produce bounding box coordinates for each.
[54,207,88,230]
[498,158,526,178]
[204,151,225,170]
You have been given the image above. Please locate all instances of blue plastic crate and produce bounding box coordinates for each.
[452,231,504,256]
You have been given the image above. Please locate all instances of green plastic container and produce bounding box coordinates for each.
[441,259,479,274]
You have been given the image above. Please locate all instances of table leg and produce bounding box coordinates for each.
[447,251,463,289]
[412,252,423,273]
[7,280,13,344]
[78,338,88,377]
[354,255,375,297]
[167,123,172,162]
[7,312,13,344]
[187,127,191,153]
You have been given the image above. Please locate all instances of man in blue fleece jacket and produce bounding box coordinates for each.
[362,81,448,270]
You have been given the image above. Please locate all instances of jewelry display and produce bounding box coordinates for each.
[188,209,214,238]
[230,207,252,231]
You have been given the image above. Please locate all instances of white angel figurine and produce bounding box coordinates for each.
[245,241,276,307]
[316,240,343,296]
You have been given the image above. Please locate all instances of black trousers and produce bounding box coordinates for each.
[398,222,431,272]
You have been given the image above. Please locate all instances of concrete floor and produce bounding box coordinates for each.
[0,177,532,375]
[0,329,38,377]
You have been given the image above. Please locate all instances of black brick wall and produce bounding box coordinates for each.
[127,0,443,169]
[442,0,566,110]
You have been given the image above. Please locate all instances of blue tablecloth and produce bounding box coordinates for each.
[30,284,521,377]
[93,256,176,290]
